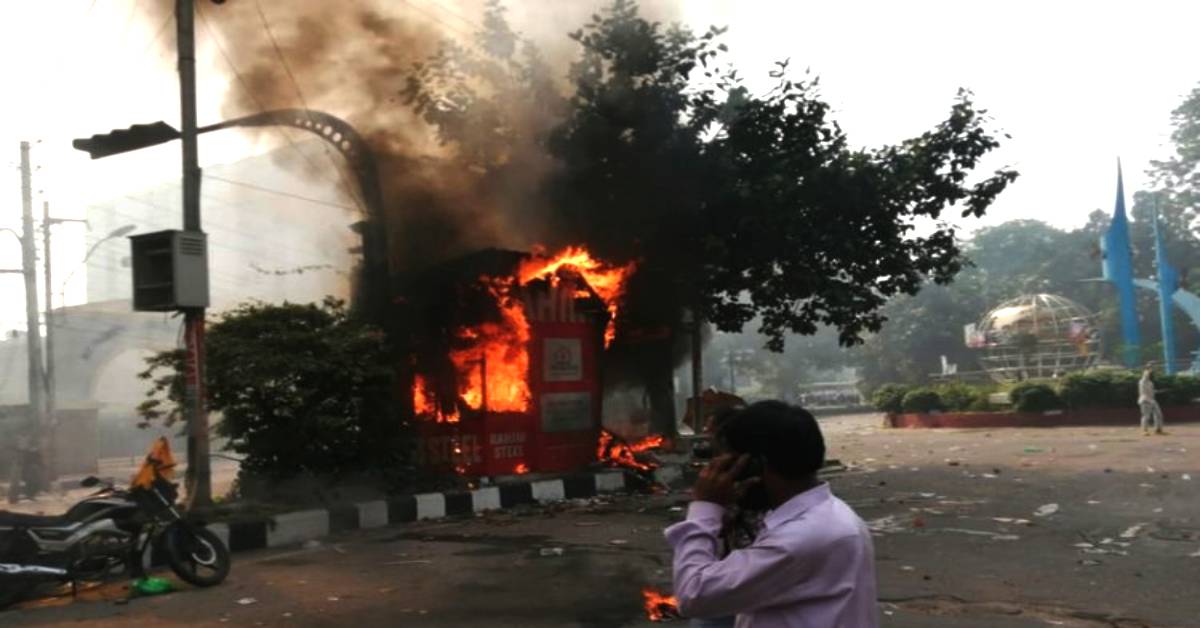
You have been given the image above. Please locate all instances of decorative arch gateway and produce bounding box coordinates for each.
[200,109,391,322]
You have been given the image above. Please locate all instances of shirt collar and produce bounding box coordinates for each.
[762,482,832,531]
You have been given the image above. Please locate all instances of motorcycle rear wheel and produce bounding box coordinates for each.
[163,524,230,588]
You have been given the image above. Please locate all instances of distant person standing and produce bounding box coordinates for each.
[1139,368,1166,436]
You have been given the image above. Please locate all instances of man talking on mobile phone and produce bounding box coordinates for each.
[665,401,879,627]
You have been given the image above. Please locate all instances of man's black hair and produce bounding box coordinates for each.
[716,400,825,479]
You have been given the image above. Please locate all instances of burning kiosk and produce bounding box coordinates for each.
[407,247,633,476]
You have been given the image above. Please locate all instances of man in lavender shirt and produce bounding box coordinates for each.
[665,401,879,627]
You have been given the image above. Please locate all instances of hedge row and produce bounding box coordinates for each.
[870,370,1200,414]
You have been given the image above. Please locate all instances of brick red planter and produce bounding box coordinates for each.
[887,405,1200,429]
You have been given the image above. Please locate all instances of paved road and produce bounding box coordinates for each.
[5,413,1198,627]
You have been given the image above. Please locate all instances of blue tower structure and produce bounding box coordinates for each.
[1100,161,1142,368]
[1153,200,1180,373]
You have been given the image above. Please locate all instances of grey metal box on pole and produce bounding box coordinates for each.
[129,230,210,311]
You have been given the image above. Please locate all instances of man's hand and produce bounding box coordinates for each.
[693,453,759,506]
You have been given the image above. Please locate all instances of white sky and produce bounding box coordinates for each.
[0,0,1197,333]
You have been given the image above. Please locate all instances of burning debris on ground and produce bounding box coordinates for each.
[596,429,668,473]
[642,587,682,622]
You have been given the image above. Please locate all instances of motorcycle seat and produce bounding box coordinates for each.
[0,511,71,528]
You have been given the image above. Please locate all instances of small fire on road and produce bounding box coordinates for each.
[642,587,681,622]
[597,430,666,471]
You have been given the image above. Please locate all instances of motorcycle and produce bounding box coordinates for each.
[0,468,230,609]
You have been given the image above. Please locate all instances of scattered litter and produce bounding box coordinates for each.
[867,514,908,534]
[993,517,1014,524]
[900,565,915,571]
[1184,474,1192,481]
[283,613,293,618]
[327,596,340,602]
[1074,542,1095,549]
[237,598,258,606]
[918,492,937,499]
[912,517,926,528]
[1034,503,1059,517]
[981,473,998,479]
[1154,508,1163,513]
[946,460,961,467]
[1190,549,1200,558]
[540,547,565,556]
[1147,467,1156,473]
[332,544,347,555]
[1088,444,1098,450]
[1079,559,1102,566]
[1087,500,1102,505]
[1120,524,1148,539]
[1139,483,1155,488]
[668,506,683,512]
[1082,547,1128,556]
[132,577,175,596]
[302,540,322,550]
[934,528,1019,540]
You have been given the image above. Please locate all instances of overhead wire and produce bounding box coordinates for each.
[250,0,368,214]
[194,2,341,193]
[414,0,483,33]
[203,175,358,211]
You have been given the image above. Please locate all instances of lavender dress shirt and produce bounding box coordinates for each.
[665,483,879,628]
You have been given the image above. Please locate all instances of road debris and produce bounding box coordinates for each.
[1120,524,1148,539]
[237,598,258,606]
[1034,503,1060,517]
[539,547,565,556]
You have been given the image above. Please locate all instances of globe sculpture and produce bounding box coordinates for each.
[967,294,1101,383]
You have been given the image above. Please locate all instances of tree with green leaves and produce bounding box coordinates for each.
[404,1,1017,434]
[138,299,400,483]
[1148,84,1200,228]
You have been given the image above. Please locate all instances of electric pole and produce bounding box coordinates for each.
[41,201,56,479]
[18,141,46,492]
[41,203,87,482]
[177,0,211,507]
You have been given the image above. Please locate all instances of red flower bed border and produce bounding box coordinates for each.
[887,406,1200,429]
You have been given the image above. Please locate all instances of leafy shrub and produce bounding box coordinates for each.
[936,383,978,412]
[1155,374,1200,406]
[871,384,910,414]
[139,299,402,480]
[1010,382,1062,412]
[966,394,994,412]
[901,388,945,413]
[1059,370,1139,408]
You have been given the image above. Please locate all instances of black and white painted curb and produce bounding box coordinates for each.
[150,469,641,565]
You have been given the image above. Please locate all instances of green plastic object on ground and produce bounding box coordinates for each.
[132,577,176,596]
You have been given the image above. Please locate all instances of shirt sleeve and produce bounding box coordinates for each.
[664,502,817,619]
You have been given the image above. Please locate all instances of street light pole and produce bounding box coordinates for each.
[41,205,89,482]
[177,0,211,507]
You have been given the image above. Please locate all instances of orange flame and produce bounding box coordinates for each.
[642,587,680,622]
[514,463,530,475]
[519,246,635,347]
[412,246,633,423]
[449,278,532,413]
[597,430,665,471]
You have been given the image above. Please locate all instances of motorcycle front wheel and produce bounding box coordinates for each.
[163,524,230,587]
